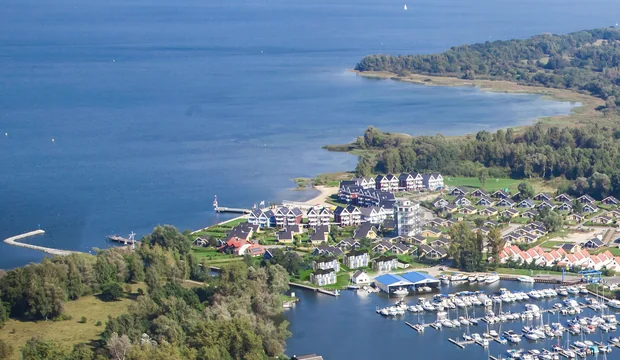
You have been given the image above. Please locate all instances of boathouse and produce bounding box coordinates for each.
[373,271,439,293]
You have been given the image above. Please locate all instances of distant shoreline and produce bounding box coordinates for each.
[350,70,605,134]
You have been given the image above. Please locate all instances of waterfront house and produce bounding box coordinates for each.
[275,207,303,227]
[372,255,398,272]
[334,205,362,227]
[555,193,574,203]
[343,249,370,269]
[354,176,376,190]
[602,196,620,205]
[386,174,399,192]
[517,199,535,209]
[492,189,510,199]
[259,209,276,228]
[454,196,472,207]
[470,189,488,198]
[557,202,573,212]
[312,256,340,272]
[399,173,415,191]
[375,174,389,192]
[496,198,515,208]
[246,243,266,257]
[521,209,538,219]
[583,237,604,249]
[450,186,468,197]
[480,207,498,217]
[227,223,257,241]
[533,193,552,202]
[310,269,336,286]
[309,225,330,245]
[360,206,383,224]
[476,196,494,207]
[350,270,370,284]
[193,237,209,247]
[247,209,262,227]
[353,223,378,239]
[411,173,424,190]
[433,197,449,209]
[537,200,556,211]
[422,173,444,190]
[307,207,332,227]
[421,227,442,238]
[500,208,519,218]
[583,203,599,213]
[312,245,344,257]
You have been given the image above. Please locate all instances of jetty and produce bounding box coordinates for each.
[3,230,82,256]
[214,206,251,214]
[289,282,340,297]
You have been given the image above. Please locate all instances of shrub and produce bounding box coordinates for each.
[95,321,102,327]
[79,316,87,324]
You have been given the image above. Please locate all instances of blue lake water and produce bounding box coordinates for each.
[1,0,619,269]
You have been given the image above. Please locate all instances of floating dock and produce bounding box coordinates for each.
[214,206,252,214]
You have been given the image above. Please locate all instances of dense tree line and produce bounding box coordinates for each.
[355,28,620,105]
[0,225,290,360]
[354,125,620,199]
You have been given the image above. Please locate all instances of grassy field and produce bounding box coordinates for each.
[590,247,620,256]
[539,240,566,249]
[0,294,138,359]
[443,177,521,192]
[323,273,350,290]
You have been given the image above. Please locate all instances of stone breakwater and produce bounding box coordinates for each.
[3,230,82,256]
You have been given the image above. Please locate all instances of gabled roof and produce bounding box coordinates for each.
[315,245,343,256]
[518,198,535,207]
[578,194,596,203]
[533,193,552,201]
[391,243,410,252]
[497,198,516,206]
[346,249,369,257]
[603,196,619,204]
[492,189,510,198]
[351,270,368,280]
[471,189,488,197]
[353,223,377,239]
[555,193,574,202]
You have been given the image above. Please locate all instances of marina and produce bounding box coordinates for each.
[285,280,620,359]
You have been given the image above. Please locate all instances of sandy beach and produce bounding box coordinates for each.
[302,186,338,207]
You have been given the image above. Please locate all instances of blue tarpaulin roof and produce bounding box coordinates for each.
[374,274,411,286]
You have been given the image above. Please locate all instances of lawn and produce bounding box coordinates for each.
[323,273,350,290]
[443,177,521,192]
[0,294,137,359]
[539,240,566,249]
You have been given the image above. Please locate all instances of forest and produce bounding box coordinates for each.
[356,28,620,107]
[0,225,291,360]
[354,124,620,199]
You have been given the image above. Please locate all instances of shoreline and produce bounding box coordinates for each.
[351,70,606,133]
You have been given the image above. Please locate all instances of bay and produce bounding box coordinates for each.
[1,0,618,270]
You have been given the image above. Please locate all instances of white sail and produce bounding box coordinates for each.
[404,4,407,10]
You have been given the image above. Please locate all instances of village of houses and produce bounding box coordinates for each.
[195,171,620,291]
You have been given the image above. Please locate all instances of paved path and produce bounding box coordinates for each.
[3,230,82,256]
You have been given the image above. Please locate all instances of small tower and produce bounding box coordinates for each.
[129,231,136,249]
[213,195,219,210]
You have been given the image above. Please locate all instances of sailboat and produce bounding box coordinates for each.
[403,4,407,10]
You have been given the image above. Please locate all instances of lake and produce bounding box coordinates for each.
[1,0,619,268]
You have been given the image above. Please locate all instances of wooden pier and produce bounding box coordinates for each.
[289,282,340,297]
[214,206,252,214]
[3,230,82,256]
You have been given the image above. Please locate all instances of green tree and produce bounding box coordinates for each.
[68,344,94,360]
[101,282,124,302]
[142,225,191,255]
[21,337,69,360]
[478,169,488,189]
[355,155,374,177]
[487,227,504,268]
[518,182,535,199]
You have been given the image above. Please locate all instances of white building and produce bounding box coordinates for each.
[394,199,420,237]
[350,270,370,284]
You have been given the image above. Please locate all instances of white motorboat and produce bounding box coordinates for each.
[518,275,535,283]
[608,300,620,309]
[450,274,468,282]
[558,288,568,296]
[485,274,500,284]
[468,275,477,282]
[567,286,579,295]
[393,287,408,296]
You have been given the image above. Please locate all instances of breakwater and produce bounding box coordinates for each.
[3,230,82,256]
